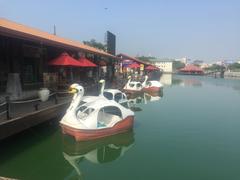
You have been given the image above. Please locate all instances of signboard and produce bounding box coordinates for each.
[106,31,116,55]
[122,59,133,66]
[140,64,144,71]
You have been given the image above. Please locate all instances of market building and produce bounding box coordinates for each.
[0,18,117,100]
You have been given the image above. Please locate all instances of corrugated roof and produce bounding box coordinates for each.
[0,18,116,58]
[117,53,150,65]
[179,64,203,72]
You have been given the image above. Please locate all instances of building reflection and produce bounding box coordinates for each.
[62,130,134,179]
[171,76,202,87]
[160,74,172,86]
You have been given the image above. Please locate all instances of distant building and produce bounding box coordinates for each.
[193,60,204,65]
[175,57,188,64]
[200,63,210,69]
[153,60,173,73]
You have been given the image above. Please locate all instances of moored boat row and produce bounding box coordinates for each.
[123,75,163,94]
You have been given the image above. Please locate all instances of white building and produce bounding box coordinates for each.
[175,57,188,64]
[154,61,173,73]
[160,74,172,85]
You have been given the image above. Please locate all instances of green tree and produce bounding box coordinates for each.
[204,64,224,71]
[228,63,240,70]
[172,61,185,69]
[83,39,106,51]
[136,56,156,62]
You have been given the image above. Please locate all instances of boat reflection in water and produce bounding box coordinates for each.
[127,89,163,112]
[62,130,134,179]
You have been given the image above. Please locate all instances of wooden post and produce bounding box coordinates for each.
[34,103,39,111]
[54,93,58,104]
[5,96,11,120]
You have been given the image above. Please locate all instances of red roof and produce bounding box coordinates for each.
[117,53,150,66]
[48,52,84,67]
[179,64,203,72]
[0,18,116,59]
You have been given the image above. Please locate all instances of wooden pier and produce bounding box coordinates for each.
[0,92,72,140]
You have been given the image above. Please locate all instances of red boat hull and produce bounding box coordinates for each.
[61,116,134,141]
[143,86,161,93]
[123,89,143,95]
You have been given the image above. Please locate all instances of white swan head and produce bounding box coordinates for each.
[69,83,84,97]
[66,83,84,113]
[144,75,148,81]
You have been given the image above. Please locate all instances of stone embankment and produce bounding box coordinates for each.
[224,71,240,78]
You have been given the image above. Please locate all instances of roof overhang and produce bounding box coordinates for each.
[0,18,117,59]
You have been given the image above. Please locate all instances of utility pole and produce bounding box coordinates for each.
[53,25,56,35]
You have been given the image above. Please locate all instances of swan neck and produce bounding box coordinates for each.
[68,93,83,111]
[100,81,105,96]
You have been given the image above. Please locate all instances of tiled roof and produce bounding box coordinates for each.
[0,18,116,58]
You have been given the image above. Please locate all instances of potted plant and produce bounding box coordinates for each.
[38,88,50,102]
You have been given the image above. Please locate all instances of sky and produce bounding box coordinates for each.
[0,0,239,62]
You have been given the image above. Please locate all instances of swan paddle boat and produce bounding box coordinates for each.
[100,79,128,104]
[142,75,163,93]
[123,76,148,93]
[60,84,134,141]
[80,79,128,106]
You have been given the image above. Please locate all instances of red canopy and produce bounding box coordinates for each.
[48,52,83,67]
[145,65,159,70]
[128,63,140,68]
[78,57,97,67]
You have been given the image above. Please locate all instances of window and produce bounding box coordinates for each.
[146,81,152,86]
[100,106,122,117]
[76,106,95,119]
[136,83,142,88]
[114,93,123,102]
[103,92,113,100]
[129,83,135,88]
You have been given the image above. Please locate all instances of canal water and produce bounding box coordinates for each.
[1,75,240,180]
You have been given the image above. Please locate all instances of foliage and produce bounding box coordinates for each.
[172,61,185,69]
[136,56,156,62]
[228,63,240,70]
[83,39,106,51]
[204,64,225,71]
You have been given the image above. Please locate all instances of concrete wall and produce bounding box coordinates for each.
[224,72,240,78]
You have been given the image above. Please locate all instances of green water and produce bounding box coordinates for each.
[1,75,240,180]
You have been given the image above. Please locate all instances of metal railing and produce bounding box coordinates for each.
[0,91,71,120]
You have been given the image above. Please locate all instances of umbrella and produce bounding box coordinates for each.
[48,52,84,67]
[48,52,83,82]
[128,63,140,69]
[78,57,97,67]
[145,65,159,70]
